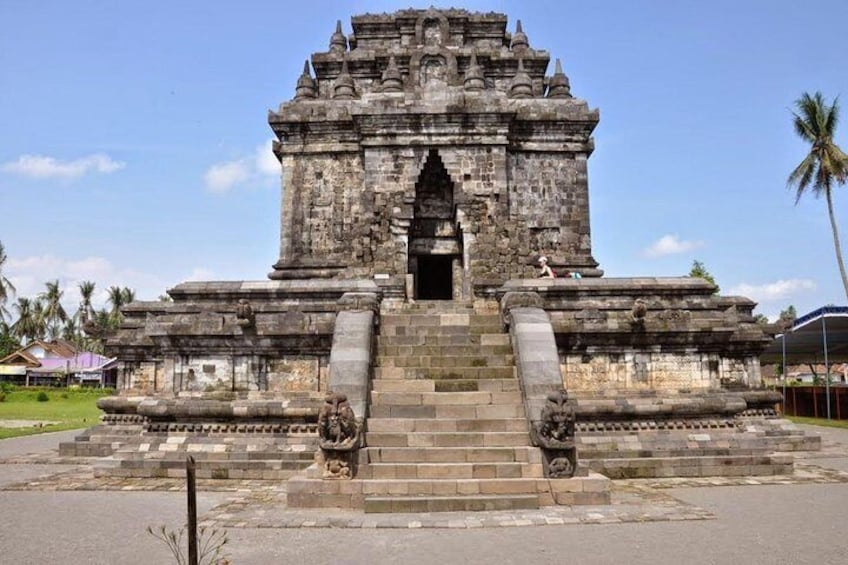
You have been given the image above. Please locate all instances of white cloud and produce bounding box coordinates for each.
[728,279,817,303]
[5,255,165,312]
[643,234,705,258]
[1,153,125,179]
[202,140,279,193]
[185,267,216,281]
[255,140,280,176]
[204,159,251,193]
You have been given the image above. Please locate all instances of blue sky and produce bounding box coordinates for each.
[1,0,847,320]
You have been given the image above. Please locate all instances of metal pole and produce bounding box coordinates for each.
[781,333,787,415]
[186,456,198,565]
[822,316,831,420]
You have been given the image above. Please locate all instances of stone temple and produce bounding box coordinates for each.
[65,8,818,512]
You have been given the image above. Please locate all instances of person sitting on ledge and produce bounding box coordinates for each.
[538,256,555,278]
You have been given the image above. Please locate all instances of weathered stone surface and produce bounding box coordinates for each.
[268,8,600,291]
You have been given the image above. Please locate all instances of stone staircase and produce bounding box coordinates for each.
[287,300,610,512]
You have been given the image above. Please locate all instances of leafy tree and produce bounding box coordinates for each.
[0,321,20,358]
[688,260,720,294]
[753,314,770,326]
[778,305,798,329]
[0,241,15,322]
[788,91,848,301]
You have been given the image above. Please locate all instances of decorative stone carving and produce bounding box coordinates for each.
[530,389,577,478]
[509,58,533,99]
[317,391,362,479]
[337,292,380,314]
[294,60,317,100]
[381,56,404,92]
[420,54,447,86]
[630,298,647,328]
[500,291,544,324]
[236,299,255,328]
[332,59,356,99]
[546,59,571,99]
[329,20,347,53]
[464,53,485,92]
[510,20,530,52]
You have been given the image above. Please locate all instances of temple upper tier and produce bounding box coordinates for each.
[268,8,600,299]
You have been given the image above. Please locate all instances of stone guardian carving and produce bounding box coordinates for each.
[317,391,362,479]
[530,389,578,478]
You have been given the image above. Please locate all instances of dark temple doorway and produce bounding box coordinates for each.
[409,150,462,300]
[416,255,453,299]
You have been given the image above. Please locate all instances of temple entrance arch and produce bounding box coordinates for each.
[408,149,462,300]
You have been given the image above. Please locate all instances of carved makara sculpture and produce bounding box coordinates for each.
[531,389,578,478]
[317,391,361,479]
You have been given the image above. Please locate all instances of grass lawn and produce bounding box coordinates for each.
[0,388,110,440]
[787,416,848,430]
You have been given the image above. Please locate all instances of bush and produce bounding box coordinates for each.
[0,392,5,402]
[0,382,14,395]
[36,391,49,402]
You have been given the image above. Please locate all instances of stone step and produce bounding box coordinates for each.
[373,378,521,393]
[110,458,311,470]
[374,366,516,380]
[366,431,529,448]
[369,403,525,419]
[367,417,528,433]
[586,454,794,479]
[367,446,538,463]
[382,301,476,313]
[364,494,539,513]
[365,462,539,480]
[376,354,515,368]
[98,463,305,480]
[111,449,315,462]
[379,324,504,337]
[380,313,502,326]
[579,447,772,459]
[377,344,513,357]
[370,390,522,406]
[378,334,510,347]
[286,470,611,510]
[289,475,548,498]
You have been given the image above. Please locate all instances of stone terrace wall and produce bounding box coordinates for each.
[497,278,773,394]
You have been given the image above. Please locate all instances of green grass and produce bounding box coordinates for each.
[0,388,110,440]
[787,416,848,430]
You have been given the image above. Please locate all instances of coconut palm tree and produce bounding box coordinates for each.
[39,279,67,338]
[0,240,15,322]
[77,280,96,323]
[31,299,47,341]
[12,297,38,343]
[107,285,125,326]
[121,287,136,305]
[788,91,848,300]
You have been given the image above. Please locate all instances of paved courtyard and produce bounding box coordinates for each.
[1,424,847,564]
